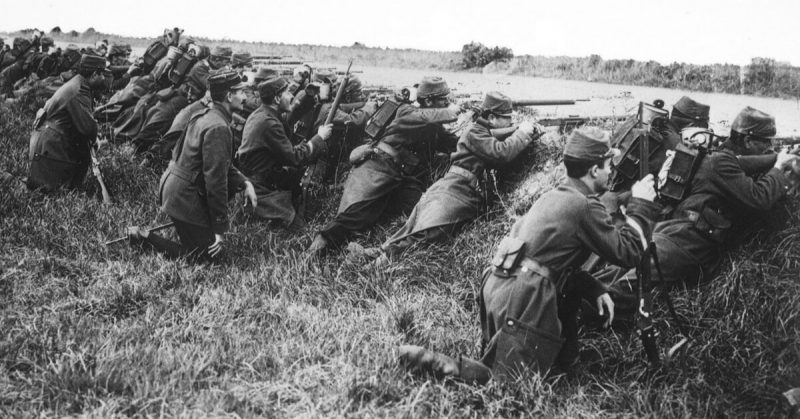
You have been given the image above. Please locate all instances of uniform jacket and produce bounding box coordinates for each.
[29,74,97,162]
[237,105,325,185]
[132,87,188,152]
[383,121,535,247]
[510,177,660,293]
[159,103,247,234]
[653,147,789,276]
[378,104,459,169]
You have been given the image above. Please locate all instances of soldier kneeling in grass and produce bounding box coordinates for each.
[400,127,660,383]
[127,69,257,263]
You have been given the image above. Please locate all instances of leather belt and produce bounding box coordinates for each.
[518,257,553,281]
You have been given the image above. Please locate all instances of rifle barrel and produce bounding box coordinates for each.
[105,222,176,246]
[512,99,581,107]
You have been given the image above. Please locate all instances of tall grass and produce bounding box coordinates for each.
[0,100,798,417]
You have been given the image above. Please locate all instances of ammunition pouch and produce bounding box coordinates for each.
[657,143,705,203]
[611,130,665,191]
[365,99,401,140]
[168,53,197,87]
[679,207,731,243]
[491,236,526,272]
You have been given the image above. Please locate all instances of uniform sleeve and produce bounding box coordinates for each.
[202,125,236,234]
[394,106,459,126]
[712,152,788,211]
[265,119,323,166]
[66,90,98,141]
[462,125,534,166]
[578,197,659,269]
[736,153,778,176]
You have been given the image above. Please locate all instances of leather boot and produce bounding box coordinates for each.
[398,345,459,378]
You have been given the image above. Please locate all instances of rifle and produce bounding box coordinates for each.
[512,98,590,107]
[634,102,660,367]
[105,222,175,246]
[298,59,353,216]
[90,146,112,205]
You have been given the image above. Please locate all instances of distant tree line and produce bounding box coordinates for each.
[501,54,800,99]
[460,42,513,69]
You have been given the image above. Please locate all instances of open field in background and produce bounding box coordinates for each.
[1,94,799,416]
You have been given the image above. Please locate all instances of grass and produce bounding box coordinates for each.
[1,100,798,418]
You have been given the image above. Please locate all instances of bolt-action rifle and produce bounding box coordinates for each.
[297,59,353,216]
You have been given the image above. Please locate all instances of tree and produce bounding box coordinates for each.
[460,42,513,69]
[50,26,61,34]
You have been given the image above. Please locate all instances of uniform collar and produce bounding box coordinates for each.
[565,176,596,197]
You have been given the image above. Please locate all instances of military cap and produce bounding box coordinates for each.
[40,37,54,47]
[208,68,246,92]
[312,69,337,85]
[79,54,108,72]
[258,76,290,100]
[416,76,450,99]
[210,46,232,59]
[253,67,280,83]
[178,37,195,52]
[672,96,710,123]
[65,44,80,53]
[564,127,620,161]
[482,91,513,117]
[231,51,253,67]
[731,106,776,139]
[186,63,210,95]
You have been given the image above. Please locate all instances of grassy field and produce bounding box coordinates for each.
[0,99,798,417]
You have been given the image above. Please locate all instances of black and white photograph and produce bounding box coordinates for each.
[1,0,799,416]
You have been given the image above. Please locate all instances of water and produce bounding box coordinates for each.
[357,65,800,136]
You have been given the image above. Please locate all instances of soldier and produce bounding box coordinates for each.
[600,107,800,310]
[208,46,232,70]
[146,66,211,161]
[131,64,209,154]
[0,37,36,97]
[308,76,462,256]
[300,73,378,189]
[128,69,257,262]
[379,92,542,261]
[236,76,333,228]
[400,127,660,383]
[27,54,109,191]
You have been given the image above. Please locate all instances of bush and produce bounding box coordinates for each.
[461,41,513,69]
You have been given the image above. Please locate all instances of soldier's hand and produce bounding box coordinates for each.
[775,149,800,171]
[596,293,615,328]
[208,234,224,258]
[318,123,333,141]
[631,174,657,202]
[244,180,258,209]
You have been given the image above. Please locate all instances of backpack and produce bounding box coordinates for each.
[609,102,673,193]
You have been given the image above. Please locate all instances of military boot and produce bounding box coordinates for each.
[398,345,459,379]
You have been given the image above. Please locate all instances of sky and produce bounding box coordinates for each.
[1,0,799,66]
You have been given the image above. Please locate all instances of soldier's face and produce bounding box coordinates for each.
[489,114,513,129]
[229,89,247,111]
[593,158,613,193]
[278,89,293,112]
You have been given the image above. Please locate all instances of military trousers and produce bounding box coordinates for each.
[319,157,425,247]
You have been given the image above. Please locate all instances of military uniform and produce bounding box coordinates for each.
[382,92,537,257]
[27,55,106,191]
[132,87,189,153]
[236,77,327,226]
[399,127,660,383]
[602,108,793,310]
[316,77,459,249]
[140,70,250,260]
